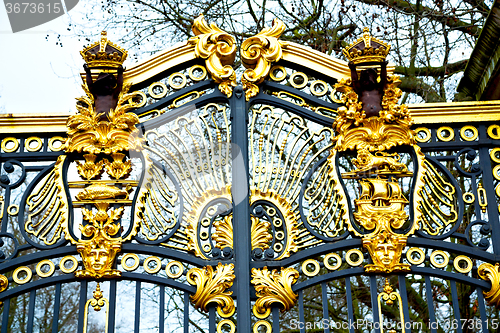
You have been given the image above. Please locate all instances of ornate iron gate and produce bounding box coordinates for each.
[2,16,500,333]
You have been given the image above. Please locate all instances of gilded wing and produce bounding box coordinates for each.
[416,158,459,236]
[24,156,69,246]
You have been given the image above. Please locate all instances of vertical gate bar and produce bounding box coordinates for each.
[134,281,141,333]
[478,143,500,254]
[272,306,280,332]
[77,280,88,333]
[1,298,9,333]
[476,287,488,333]
[299,290,305,333]
[108,280,117,333]
[424,276,437,333]
[230,85,251,333]
[184,291,189,333]
[345,277,355,333]
[26,289,36,333]
[209,306,216,333]
[450,280,462,333]
[1,188,10,233]
[369,276,380,333]
[397,275,411,333]
[159,285,165,333]
[321,282,330,333]
[52,283,62,333]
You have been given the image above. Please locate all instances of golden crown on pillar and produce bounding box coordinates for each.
[80,31,128,68]
[342,28,390,64]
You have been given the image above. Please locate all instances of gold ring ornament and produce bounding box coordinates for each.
[289,72,308,89]
[437,126,455,142]
[188,65,207,81]
[324,253,342,270]
[121,253,140,271]
[460,126,478,141]
[165,261,184,279]
[143,256,162,274]
[269,65,287,82]
[60,256,79,273]
[168,72,187,89]
[48,136,64,151]
[25,137,43,152]
[430,250,449,268]
[1,137,19,153]
[13,266,32,284]
[406,247,425,265]
[218,320,236,333]
[346,249,364,266]
[491,148,500,163]
[488,124,500,139]
[36,259,56,278]
[414,127,431,143]
[148,82,168,99]
[302,259,320,277]
[253,320,272,333]
[310,80,328,96]
[463,192,475,204]
[453,255,473,274]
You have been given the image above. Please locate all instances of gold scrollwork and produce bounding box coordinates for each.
[188,15,236,97]
[83,283,109,333]
[0,274,7,307]
[478,262,500,307]
[251,266,299,319]
[187,263,235,318]
[241,19,288,100]
[377,279,405,333]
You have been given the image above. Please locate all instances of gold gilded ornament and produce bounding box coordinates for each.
[83,283,110,333]
[250,216,272,250]
[212,215,272,251]
[251,266,299,319]
[75,184,130,201]
[104,153,132,179]
[343,28,390,64]
[74,203,122,279]
[80,31,127,68]
[478,263,500,308]
[188,15,237,97]
[377,279,406,330]
[76,154,105,180]
[0,274,7,307]
[241,19,288,100]
[187,263,235,318]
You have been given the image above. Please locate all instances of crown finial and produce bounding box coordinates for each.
[80,31,128,68]
[343,28,390,64]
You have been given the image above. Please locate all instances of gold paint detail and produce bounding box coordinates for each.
[1,137,19,153]
[377,279,406,333]
[310,80,329,96]
[343,28,390,64]
[478,263,500,307]
[13,266,32,284]
[76,154,105,180]
[454,255,473,274]
[48,136,65,151]
[430,250,449,268]
[241,19,288,100]
[25,155,69,246]
[7,205,19,216]
[143,256,162,274]
[104,153,132,179]
[493,165,500,181]
[60,256,79,273]
[212,214,233,249]
[81,31,127,68]
[36,259,56,278]
[25,136,43,152]
[148,82,168,99]
[269,65,287,81]
[253,321,272,333]
[324,253,342,270]
[218,319,236,333]
[251,216,273,250]
[488,125,500,140]
[186,263,235,318]
[83,283,109,333]
[406,248,425,265]
[460,125,478,141]
[463,192,475,204]
[251,266,299,319]
[289,72,308,89]
[436,126,455,142]
[414,127,431,143]
[345,249,364,266]
[121,253,140,271]
[188,15,236,97]
[491,148,500,163]
[189,65,208,81]
[74,203,123,279]
[302,259,320,277]
[0,274,7,307]
[478,184,488,213]
[165,261,184,279]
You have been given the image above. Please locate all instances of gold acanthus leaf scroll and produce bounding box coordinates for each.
[241,19,288,101]
[65,82,142,155]
[478,263,500,308]
[251,266,299,319]
[189,15,237,98]
[187,263,235,318]
[212,215,273,251]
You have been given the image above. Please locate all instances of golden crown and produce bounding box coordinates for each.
[80,31,128,68]
[343,28,390,64]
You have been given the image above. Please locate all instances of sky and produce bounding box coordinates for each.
[0,2,93,115]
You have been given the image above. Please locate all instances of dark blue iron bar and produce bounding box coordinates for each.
[0,187,10,233]
[450,280,463,333]
[321,282,330,333]
[121,273,196,293]
[424,276,437,333]
[159,285,165,333]
[209,306,215,333]
[1,298,10,333]
[0,246,78,272]
[77,280,87,333]
[397,275,411,333]
[108,280,117,333]
[134,281,141,333]
[476,287,488,333]
[250,93,334,127]
[183,291,189,333]
[345,277,355,333]
[52,283,62,333]
[26,289,35,333]
[369,276,380,333]
[293,267,365,292]
[272,306,280,332]
[230,85,252,333]
[411,267,490,289]
[299,290,305,333]
[406,238,498,262]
